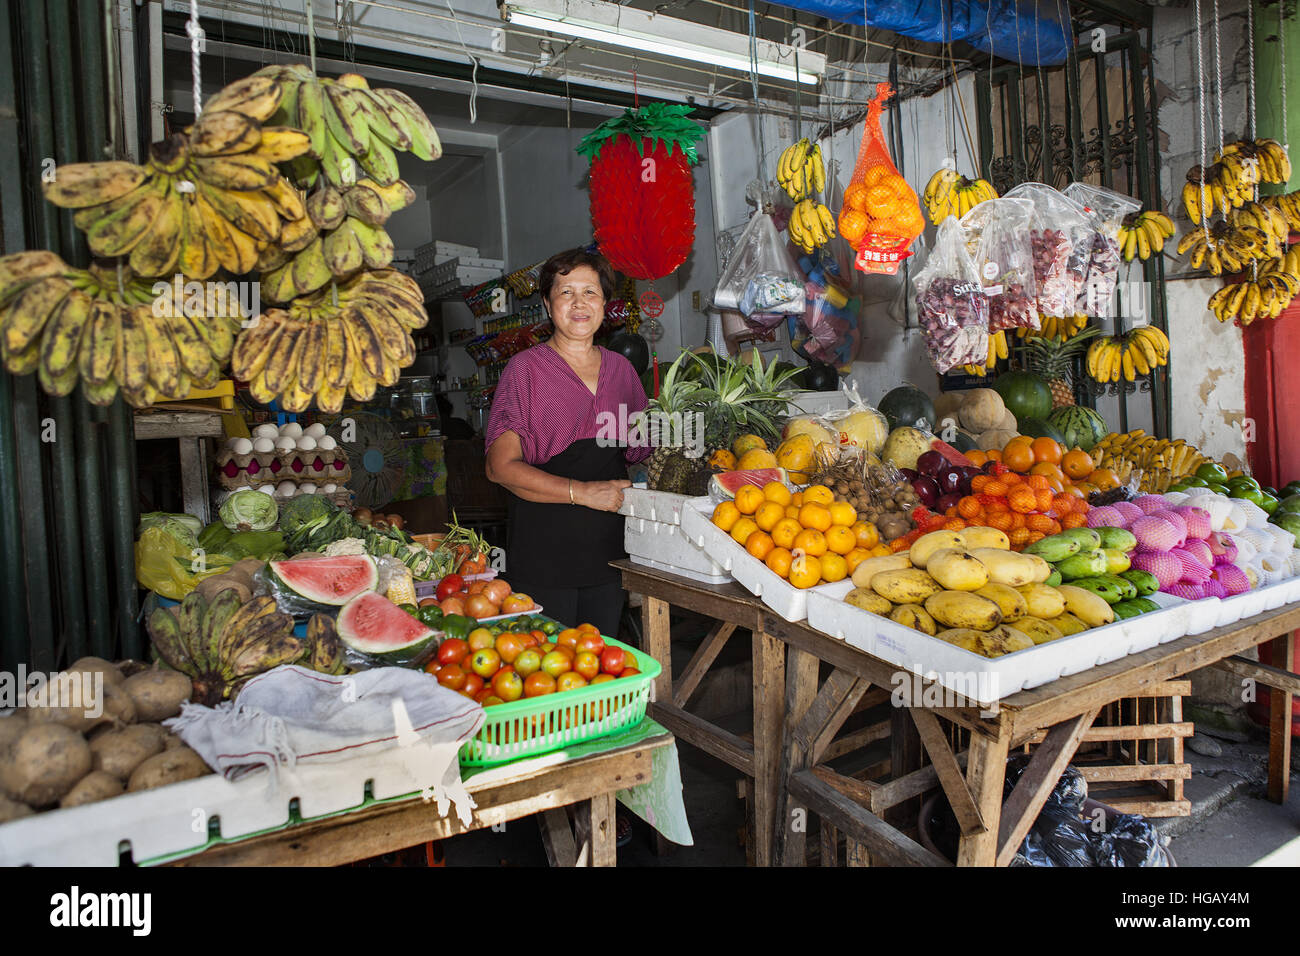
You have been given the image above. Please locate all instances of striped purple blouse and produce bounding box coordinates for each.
[485,344,651,465]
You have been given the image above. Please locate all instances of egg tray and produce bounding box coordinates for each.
[215,447,352,490]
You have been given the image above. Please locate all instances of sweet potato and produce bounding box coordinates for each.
[90,724,165,781]
[127,747,210,792]
[60,770,124,808]
[0,723,92,807]
[0,795,33,823]
[122,669,192,722]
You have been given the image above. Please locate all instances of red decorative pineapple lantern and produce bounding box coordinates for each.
[577,103,705,280]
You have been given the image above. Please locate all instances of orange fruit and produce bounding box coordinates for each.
[754,500,786,532]
[1087,468,1120,491]
[792,528,827,557]
[785,505,802,520]
[844,547,871,572]
[863,165,892,186]
[957,496,982,519]
[712,500,740,532]
[729,517,759,545]
[870,543,893,557]
[986,510,1014,532]
[771,517,802,549]
[1025,474,1051,491]
[788,552,822,589]
[734,485,765,515]
[1030,437,1063,465]
[1062,449,1095,480]
[762,481,792,506]
[838,208,870,246]
[1002,441,1035,474]
[798,503,833,532]
[895,203,926,234]
[1035,488,1054,512]
[825,525,857,555]
[791,491,805,507]
[1008,487,1038,514]
[802,484,834,506]
[1029,461,1065,483]
[1009,527,1032,549]
[828,501,857,526]
[820,552,848,583]
[765,546,793,577]
[745,530,775,561]
[966,449,988,467]
[1062,511,1088,529]
[843,182,871,211]
[851,521,879,549]
[985,449,1002,462]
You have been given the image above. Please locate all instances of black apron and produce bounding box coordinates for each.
[506,438,627,589]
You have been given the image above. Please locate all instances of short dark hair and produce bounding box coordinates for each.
[539,248,616,302]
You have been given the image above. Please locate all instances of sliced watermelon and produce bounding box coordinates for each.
[270,555,379,606]
[337,592,438,664]
[710,467,787,499]
[930,438,975,469]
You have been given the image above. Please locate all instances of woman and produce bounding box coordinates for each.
[484,249,649,638]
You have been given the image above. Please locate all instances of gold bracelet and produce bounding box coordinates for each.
[569,479,575,505]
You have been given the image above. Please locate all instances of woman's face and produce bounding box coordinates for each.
[546,265,605,341]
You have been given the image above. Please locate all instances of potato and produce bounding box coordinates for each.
[196,574,251,605]
[60,770,124,808]
[0,712,28,755]
[162,732,185,751]
[90,724,166,781]
[0,723,92,807]
[122,669,192,722]
[65,656,124,687]
[24,672,114,734]
[232,558,265,578]
[127,747,210,792]
[0,795,34,823]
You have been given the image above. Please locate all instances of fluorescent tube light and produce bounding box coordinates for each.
[503,0,823,86]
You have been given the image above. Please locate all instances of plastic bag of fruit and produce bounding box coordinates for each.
[913,217,990,374]
[960,197,1040,332]
[837,83,925,275]
[791,276,860,371]
[714,209,805,316]
[1002,182,1094,318]
[1063,182,1141,319]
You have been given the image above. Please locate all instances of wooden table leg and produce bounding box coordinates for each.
[538,807,578,867]
[751,626,786,867]
[1268,632,1295,805]
[955,730,1010,867]
[574,792,617,867]
[642,596,671,704]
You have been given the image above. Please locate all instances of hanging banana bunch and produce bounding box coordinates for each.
[1117,210,1175,261]
[922,168,997,225]
[1085,327,1169,384]
[1177,218,1280,275]
[1217,138,1292,187]
[1207,246,1300,325]
[961,329,1007,376]
[777,138,835,253]
[1016,312,1089,340]
[1260,191,1300,232]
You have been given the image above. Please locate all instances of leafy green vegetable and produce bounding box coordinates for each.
[138,512,202,540]
[219,489,279,532]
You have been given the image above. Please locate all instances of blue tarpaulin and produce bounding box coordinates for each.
[779,0,1074,66]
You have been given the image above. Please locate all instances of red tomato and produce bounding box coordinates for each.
[467,580,488,596]
[556,672,588,693]
[439,596,466,617]
[622,650,638,671]
[435,664,467,691]
[418,597,440,607]
[461,673,485,697]
[436,574,465,602]
[483,580,512,606]
[495,633,526,664]
[465,594,498,620]
[481,694,505,707]
[514,648,542,678]
[590,673,616,684]
[437,638,470,667]
[501,593,535,614]
[599,647,626,676]
[619,668,641,678]
[575,633,606,656]
[491,669,524,702]
[574,651,601,681]
[523,672,556,697]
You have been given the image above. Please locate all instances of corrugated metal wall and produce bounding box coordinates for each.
[0,0,141,672]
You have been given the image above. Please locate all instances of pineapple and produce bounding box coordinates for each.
[1024,328,1099,409]
[644,354,702,491]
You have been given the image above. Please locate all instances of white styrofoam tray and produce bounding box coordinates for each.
[679,496,839,621]
[804,583,1197,703]
[619,485,693,525]
[625,517,731,583]
[0,743,465,867]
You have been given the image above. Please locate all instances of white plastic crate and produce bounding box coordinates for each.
[804,583,1197,703]
[678,496,839,621]
[621,487,732,584]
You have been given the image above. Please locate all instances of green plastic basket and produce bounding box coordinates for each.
[459,636,660,767]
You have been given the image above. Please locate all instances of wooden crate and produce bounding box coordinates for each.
[1023,680,1192,818]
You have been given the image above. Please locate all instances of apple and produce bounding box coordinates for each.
[936,492,962,511]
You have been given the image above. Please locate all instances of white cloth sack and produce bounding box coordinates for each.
[167,665,485,824]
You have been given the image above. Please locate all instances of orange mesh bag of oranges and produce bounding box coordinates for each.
[838,83,925,275]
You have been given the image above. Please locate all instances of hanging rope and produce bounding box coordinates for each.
[188,0,204,116]
[443,0,479,124]
[748,0,767,185]
[305,0,317,74]
[1281,0,1289,150]
[1246,0,1256,141]
[1194,0,1210,244]
[1211,0,1224,150]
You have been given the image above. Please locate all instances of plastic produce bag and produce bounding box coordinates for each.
[135,527,236,600]
[961,197,1040,332]
[838,83,925,275]
[1064,182,1141,319]
[913,217,990,373]
[788,250,861,370]
[714,211,805,316]
[1003,183,1094,317]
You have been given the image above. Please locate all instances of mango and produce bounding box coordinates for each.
[1119,569,1160,596]
[1069,576,1130,605]
[969,548,1040,587]
[1101,548,1132,575]
[957,526,1010,551]
[1060,527,1103,551]
[1022,533,1082,563]
[844,587,892,615]
[926,549,991,591]
[1012,617,1064,646]
[1051,612,1091,635]
[975,582,1029,622]
[909,530,965,569]
[870,568,943,605]
[924,590,1003,631]
[1057,584,1115,627]
[1045,569,1063,587]
[1023,553,1053,583]
[1056,549,1108,581]
[889,603,938,635]
[1096,527,1138,553]
[850,553,912,589]
[935,625,1034,658]
[1016,583,1067,619]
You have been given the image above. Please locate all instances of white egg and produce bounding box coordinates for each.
[317,435,337,451]
[253,423,279,440]
[257,484,277,496]
[275,436,297,452]
[296,436,318,452]
[322,483,337,493]
[279,422,304,439]
[276,480,297,497]
[252,437,276,454]
[299,482,317,494]
[230,437,254,455]
[305,423,327,439]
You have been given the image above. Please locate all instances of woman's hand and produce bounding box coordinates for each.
[576,479,632,512]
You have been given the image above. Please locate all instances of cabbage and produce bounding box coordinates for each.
[219,489,279,532]
[138,512,202,541]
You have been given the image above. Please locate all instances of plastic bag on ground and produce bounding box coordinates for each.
[960,197,1040,332]
[912,217,990,373]
[1064,182,1141,319]
[714,211,806,316]
[1003,182,1095,317]
[1092,812,1168,867]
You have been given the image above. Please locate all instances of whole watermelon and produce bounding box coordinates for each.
[1018,417,1066,443]
[1047,406,1109,451]
[993,371,1053,423]
[879,385,936,431]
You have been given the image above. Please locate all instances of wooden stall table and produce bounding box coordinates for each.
[762,604,1300,867]
[614,559,785,865]
[162,723,674,867]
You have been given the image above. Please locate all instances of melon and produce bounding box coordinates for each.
[1017,417,1066,442]
[337,592,438,663]
[958,389,1006,433]
[878,385,936,431]
[1047,406,1109,451]
[711,468,786,499]
[269,555,379,606]
[993,371,1053,423]
[782,416,836,449]
[832,408,889,455]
